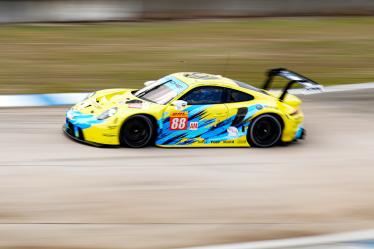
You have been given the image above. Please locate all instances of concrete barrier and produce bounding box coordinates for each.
[0,0,374,23]
[0,0,141,23]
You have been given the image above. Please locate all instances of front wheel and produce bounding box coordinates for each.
[120,115,154,148]
[247,114,282,148]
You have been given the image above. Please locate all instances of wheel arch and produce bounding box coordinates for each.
[266,112,285,130]
[250,110,285,130]
[247,111,285,148]
[140,114,159,132]
[119,113,159,145]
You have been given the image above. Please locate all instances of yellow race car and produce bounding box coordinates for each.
[64,68,323,148]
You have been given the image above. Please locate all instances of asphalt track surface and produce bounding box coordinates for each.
[0,89,373,249]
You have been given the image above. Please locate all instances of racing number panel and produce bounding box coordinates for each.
[156,86,255,146]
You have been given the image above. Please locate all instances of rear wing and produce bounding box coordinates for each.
[262,68,324,101]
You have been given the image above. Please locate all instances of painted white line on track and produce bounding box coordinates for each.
[177,229,374,249]
[323,82,374,92]
[289,82,374,95]
[0,92,87,107]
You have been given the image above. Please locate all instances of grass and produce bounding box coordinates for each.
[0,17,374,94]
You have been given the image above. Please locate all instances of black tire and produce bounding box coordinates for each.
[120,115,154,148]
[247,114,282,148]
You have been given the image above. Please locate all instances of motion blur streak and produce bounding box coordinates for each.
[178,229,374,249]
[0,93,87,107]
[2,18,374,94]
[1,82,374,107]
[0,90,373,248]
[1,0,374,23]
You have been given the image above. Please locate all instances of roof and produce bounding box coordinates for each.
[171,72,239,88]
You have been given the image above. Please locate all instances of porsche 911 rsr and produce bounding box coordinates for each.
[63,68,323,148]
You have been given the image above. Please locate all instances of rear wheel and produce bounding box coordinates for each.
[247,114,282,148]
[120,115,154,148]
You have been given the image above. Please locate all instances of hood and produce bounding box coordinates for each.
[72,88,151,115]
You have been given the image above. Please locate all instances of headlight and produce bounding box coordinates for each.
[66,110,74,120]
[83,92,95,101]
[97,107,118,120]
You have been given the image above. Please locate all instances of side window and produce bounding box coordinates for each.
[227,89,254,103]
[180,86,226,105]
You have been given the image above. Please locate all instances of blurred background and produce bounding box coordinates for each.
[0,0,374,94]
[1,2,374,249]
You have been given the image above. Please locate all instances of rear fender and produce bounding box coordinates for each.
[247,107,299,142]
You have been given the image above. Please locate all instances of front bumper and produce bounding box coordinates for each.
[63,124,114,147]
[295,126,306,140]
[64,113,120,147]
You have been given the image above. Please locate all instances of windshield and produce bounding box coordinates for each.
[134,77,188,105]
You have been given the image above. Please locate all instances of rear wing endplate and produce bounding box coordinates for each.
[262,68,324,101]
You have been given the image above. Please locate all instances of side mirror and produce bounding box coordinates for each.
[172,100,188,110]
[144,80,156,87]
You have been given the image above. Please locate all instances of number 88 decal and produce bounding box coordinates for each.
[170,112,188,130]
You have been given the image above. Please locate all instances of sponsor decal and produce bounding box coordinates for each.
[227,126,239,137]
[126,99,142,104]
[189,122,199,130]
[184,72,219,80]
[280,71,303,81]
[170,111,188,130]
[223,140,234,144]
[210,141,221,144]
[80,102,91,108]
[128,103,143,109]
[103,134,117,137]
[197,139,205,144]
[126,99,146,108]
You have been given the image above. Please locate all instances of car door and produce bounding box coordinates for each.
[156,86,229,146]
[222,88,256,145]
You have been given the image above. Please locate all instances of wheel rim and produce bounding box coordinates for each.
[123,117,151,147]
[251,116,281,147]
